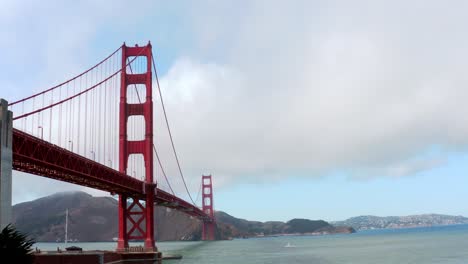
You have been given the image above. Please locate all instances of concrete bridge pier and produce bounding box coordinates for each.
[0,99,12,230]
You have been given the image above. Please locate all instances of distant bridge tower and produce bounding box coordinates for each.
[0,99,12,230]
[118,43,156,251]
[201,174,215,240]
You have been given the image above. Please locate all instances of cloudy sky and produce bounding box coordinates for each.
[2,0,468,221]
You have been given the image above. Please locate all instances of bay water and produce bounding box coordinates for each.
[35,224,468,263]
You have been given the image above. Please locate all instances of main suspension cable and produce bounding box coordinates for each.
[151,52,196,205]
[13,47,145,121]
[194,181,202,205]
[13,47,144,121]
[9,46,122,106]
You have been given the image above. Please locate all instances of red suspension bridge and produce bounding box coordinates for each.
[0,42,215,252]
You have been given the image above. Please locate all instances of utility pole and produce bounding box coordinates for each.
[65,209,68,245]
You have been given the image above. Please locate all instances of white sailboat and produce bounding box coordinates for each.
[284,242,295,248]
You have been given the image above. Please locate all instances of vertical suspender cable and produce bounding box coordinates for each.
[127,60,175,195]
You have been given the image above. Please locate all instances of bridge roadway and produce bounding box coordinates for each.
[12,129,210,221]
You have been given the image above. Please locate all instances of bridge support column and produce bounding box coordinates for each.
[117,194,129,249]
[144,183,156,249]
[201,175,216,240]
[0,99,13,230]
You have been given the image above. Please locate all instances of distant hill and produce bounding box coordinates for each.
[333,214,468,230]
[12,191,201,242]
[12,191,354,242]
[189,212,355,239]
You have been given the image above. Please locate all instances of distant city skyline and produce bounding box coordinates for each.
[3,0,468,222]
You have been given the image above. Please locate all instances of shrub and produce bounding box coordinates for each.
[0,224,35,264]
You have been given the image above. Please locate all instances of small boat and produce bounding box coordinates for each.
[284,242,295,248]
[65,246,82,252]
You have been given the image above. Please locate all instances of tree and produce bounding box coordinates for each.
[0,224,35,264]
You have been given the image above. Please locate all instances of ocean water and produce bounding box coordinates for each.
[35,224,468,263]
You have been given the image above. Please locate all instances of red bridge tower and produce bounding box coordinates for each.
[202,174,215,240]
[118,43,156,251]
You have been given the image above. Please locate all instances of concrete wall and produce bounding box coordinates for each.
[0,99,12,230]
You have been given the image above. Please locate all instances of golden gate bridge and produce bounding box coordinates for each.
[0,42,215,252]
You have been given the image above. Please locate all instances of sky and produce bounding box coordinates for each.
[2,0,468,222]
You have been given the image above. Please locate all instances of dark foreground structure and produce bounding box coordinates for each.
[33,250,170,264]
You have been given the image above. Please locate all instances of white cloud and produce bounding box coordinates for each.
[154,0,468,190]
[5,0,468,202]
[351,157,447,180]
[3,0,157,203]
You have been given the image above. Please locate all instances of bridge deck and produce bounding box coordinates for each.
[12,129,210,220]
